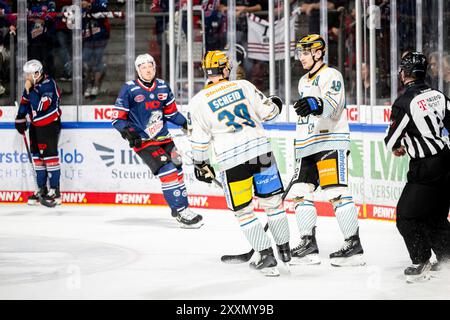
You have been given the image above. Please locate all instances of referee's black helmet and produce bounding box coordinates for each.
[399,52,428,79]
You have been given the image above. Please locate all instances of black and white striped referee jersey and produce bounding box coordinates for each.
[385,80,450,159]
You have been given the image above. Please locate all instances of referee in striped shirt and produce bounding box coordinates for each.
[385,52,450,282]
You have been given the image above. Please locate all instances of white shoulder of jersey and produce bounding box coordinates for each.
[299,66,343,83]
[187,91,205,112]
[317,67,343,85]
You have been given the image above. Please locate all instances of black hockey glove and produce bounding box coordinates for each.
[268,95,283,113]
[293,96,324,117]
[120,126,142,148]
[194,160,216,184]
[15,116,28,134]
[181,120,188,135]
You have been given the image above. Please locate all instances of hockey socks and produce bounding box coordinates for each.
[33,155,47,188]
[235,209,272,252]
[333,197,359,239]
[294,199,317,237]
[45,156,61,189]
[266,208,290,246]
[158,163,189,213]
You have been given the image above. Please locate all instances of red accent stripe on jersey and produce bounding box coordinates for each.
[136,79,157,92]
[40,97,52,111]
[133,138,173,152]
[163,102,177,115]
[32,112,59,127]
[20,97,30,105]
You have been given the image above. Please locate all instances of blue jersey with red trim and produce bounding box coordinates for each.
[17,75,61,127]
[112,78,186,145]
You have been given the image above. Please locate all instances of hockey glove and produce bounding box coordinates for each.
[268,95,283,113]
[293,96,324,117]
[120,126,142,148]
[181,120,188,135]
[15,116,27,134]
[194,160,216,184]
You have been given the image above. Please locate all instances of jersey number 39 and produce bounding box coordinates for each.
[218,103,256,131]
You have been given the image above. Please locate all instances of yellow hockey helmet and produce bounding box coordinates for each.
[295,34,326,59]
[202,50,231,76]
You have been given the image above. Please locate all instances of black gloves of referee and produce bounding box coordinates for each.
[293,96,324,117]
[194,160,216,184]
[120,126,142,148]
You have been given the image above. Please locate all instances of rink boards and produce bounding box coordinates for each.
[0,105,408,222]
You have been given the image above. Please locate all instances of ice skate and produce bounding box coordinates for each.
[330,230,365,267]
[28,187,48,205]
[249,247,280,277]
[176,208,204,229]
[290,227,320,265]
[405,261,432,283]
[276,242,291,263]
[42,187,62,205]
[430,259,449,278]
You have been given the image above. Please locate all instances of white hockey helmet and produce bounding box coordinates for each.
[23,59,43,84]
[135,54,156,78]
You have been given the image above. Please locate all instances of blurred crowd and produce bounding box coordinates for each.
[0,0,449,106]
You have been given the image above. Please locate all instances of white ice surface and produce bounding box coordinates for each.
[0,204,448,300]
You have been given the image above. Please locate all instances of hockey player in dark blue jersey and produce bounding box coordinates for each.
[112,53,203,229]
[15,59,62,206]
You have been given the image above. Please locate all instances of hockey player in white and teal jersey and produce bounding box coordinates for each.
[188,50,291,276]
[290,34,365,267]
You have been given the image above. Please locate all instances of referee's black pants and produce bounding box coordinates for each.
[396,148,450,265]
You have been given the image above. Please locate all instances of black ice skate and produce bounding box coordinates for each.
[28,186,48,205]
[249,247,279,277]
[276,242,291,263]
[42,187,62,205]
[290,227,320,265]
[405,261,432,283]
[176,208,204,229]
[330,229,365,267]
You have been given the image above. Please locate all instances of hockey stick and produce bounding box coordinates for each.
[22,133,56,208]
[220,159,302,264]
[172,136,222,188]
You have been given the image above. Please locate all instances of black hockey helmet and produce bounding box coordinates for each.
[399,52,428,79]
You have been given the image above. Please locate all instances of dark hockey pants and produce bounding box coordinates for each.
[396,149,450,264]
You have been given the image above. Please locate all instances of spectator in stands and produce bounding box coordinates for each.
[27,1,57,77]
[426,51,441,90]
[398,1,415,54]
[219,1,268,86]
[444,55,450,97]
[82,0,110,99]
[0,0,12,96]
[55,0,73,81]
[219,0,267,47]
[150,0,168,76]
[361,61,389,105]
[298,0,345,67]
[203,0,226,51]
